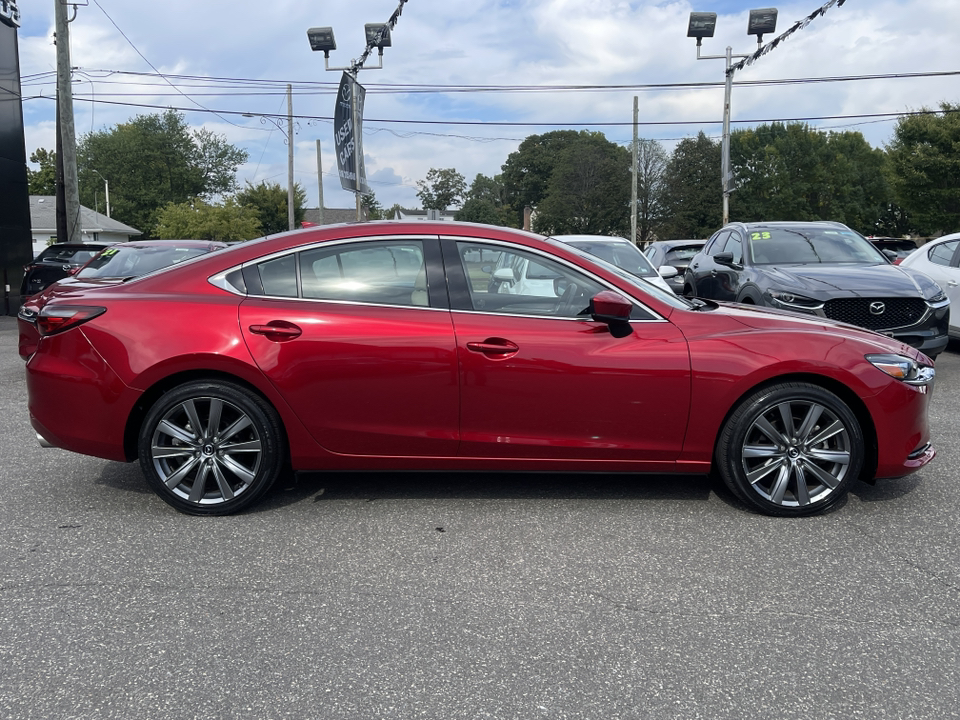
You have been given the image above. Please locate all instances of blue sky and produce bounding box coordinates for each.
[15,0,960,211]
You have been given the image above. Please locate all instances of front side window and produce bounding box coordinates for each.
[706,231,731,256]
[726,233,744,264]
[456,242,608,319]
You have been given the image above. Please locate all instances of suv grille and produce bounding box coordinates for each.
[823,297,927,331]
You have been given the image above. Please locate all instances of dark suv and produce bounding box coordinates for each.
[683,221,950,358]
[20,242,115,298]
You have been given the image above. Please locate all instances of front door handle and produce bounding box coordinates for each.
[948,280,958,287]
[249,322,302,341]
[466,338,520,357]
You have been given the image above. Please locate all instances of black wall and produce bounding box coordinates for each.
[0,12,33,314]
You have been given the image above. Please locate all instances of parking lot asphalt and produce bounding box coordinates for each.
[0,315,958,720]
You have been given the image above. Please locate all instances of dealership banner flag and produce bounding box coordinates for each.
[333,72,370,195]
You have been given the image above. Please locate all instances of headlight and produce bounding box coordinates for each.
[765,290,822,309]
[926,283,947,303]
[866,353,935,386]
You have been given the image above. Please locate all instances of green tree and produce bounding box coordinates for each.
[362,191,386,220]
[729,123,890,234]
[533,138,631,236]
[635,138,668,243]
[658,132,723,239]
[416,168,466,211]
[500,130,588,225]
[77,110,248,237]
[886,102,960,235]
[235,180,307,235]
[455,174,516,227]
[27,148,57,195]
[154,198,261,242]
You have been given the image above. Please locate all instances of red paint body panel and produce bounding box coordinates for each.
[452,312,691,460]
[21,220,937,487]
[239,298,460,457]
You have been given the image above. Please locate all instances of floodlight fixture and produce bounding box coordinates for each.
[747,8,778,41]
[364,23,392,52]
[687,12,717,41]
[307,27,337,56]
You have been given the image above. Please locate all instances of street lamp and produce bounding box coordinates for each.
[307,22,392,221]
[91,169,110,218]
[689,7,778,225]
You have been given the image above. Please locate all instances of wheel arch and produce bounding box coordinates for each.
[711,372,879,482]
[122,369,291,463]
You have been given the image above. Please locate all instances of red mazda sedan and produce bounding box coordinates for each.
[20,221,936,516]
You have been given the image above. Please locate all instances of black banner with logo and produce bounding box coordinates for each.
[333,72,370,195]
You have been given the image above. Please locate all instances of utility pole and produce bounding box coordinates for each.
[631,96,638,245]
[315,140,325,225]
[287,83,295,231]
[54,0,81,243]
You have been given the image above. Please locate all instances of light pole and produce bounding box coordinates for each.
[307,23,393,221]
[244,88,297,232]
[688,8,778,225]
[91,169,110,218]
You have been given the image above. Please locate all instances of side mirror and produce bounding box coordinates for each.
[658,265,679,279]
[492,267,515,284]
[714,251,737,267]
[590,290,633,338]
[881,249,897,262]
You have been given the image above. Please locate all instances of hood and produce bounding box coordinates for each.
[763,263,938,299]
[715,300,921,358]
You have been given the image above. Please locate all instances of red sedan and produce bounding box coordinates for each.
[20,221,936,516]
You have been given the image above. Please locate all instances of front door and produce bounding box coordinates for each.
[444,239,691,461]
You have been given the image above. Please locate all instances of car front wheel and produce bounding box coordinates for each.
[716,382,864,516]
[138,380,286,515]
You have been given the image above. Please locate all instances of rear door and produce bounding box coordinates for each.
[239,236,460,457]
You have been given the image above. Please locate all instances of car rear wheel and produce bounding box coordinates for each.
[716,382,863,516]
[138,380,285,515]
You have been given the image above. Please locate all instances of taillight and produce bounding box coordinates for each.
[36,306,106,336]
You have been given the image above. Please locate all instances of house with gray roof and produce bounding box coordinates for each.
[30,196,141,256]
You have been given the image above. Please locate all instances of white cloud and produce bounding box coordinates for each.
[14,0,960,211]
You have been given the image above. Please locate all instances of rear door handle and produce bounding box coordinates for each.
[466,338,520,357]
[249,322,302,341]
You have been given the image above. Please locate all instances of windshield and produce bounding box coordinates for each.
[77,245,211,278]
[749,227,886,265]
[561,240,658,279]
[665,246,703,263]
[37,246,103,265]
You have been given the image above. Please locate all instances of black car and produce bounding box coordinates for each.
[683,221,949,358]
[20,242,116,298]
[644,239,706,293]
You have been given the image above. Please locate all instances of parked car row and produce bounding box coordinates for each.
[643,222,951,359]
[20,220,936,519]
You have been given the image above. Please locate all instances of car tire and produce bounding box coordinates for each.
[715,382,863,517]
[138,380,286,515]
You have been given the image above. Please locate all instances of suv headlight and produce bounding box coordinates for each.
[765,289,823,309]
[866,353,935,386]
[926,283,947,303]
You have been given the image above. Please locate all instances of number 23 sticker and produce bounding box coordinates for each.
[750,232,771,240]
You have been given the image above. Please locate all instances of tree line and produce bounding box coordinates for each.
[27,103,960,242]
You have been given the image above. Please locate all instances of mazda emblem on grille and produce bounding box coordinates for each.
[869,301,886,315]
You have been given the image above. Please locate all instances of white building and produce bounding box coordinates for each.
[29,196,142,256]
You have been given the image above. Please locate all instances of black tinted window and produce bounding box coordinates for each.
[257,255,298,298]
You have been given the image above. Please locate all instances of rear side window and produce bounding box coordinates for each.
[299,240,426,306]
[257,255,298,297]
[928,240,959,267]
